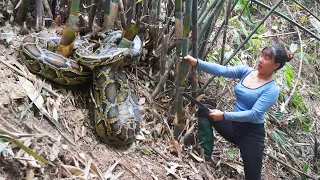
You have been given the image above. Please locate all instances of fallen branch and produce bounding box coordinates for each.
[265,152,317,180]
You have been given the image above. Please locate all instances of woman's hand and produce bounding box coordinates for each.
[179,55,198,67]
[209,109,224,121]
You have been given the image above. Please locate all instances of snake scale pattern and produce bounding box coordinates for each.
[20,30,143,145]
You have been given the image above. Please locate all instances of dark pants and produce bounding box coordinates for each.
[197,104,265,180]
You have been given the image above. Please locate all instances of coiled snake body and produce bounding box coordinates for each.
[21,31,143,145]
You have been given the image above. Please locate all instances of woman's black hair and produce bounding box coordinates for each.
[262,45,294,70]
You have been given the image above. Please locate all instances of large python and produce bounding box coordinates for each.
[20,30,143,145]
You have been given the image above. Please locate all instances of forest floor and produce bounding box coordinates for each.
[0,25,319,180]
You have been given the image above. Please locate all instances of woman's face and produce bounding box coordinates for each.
[257,49,280,74]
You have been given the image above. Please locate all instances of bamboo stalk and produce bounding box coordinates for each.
[88,0,99,31]
[16,0,30,25]
[56,0,80,57]
[197,0,218,25]
[191,0,199,99]
[103,0,119,30]
[252,0,320,41]
[198,0,223,41]
[36,0,44,29]
[175,0,192,131]
[51,0,57,18]
[198,0,208,20]
[198,0,284,95]
[157,0,161,19]
[172,0,183,137]
[292,0,320,22]
[220,0,232,65]
[43,0,53,18]
[198,0,223,60]
[203,0,239,59]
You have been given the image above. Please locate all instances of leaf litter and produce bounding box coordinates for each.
[0,19,319,180]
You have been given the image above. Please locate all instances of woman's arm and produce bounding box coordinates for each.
[223,86,280,123]
[196,59,248,79]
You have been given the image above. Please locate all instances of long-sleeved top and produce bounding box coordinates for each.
[196,59,280,124]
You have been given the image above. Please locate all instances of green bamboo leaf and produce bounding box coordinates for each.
[136,0,142,3]
[273,128,288,147]
[237,20,249,37]
[0,139,9,157]
[227,147,235,160]
[282,65,294,87]
[301,163,309,180]
[300,16,307,24]
[293,92,308,113]
[0,135,48,164]
[273,111,283,119]
[296,110,310,131]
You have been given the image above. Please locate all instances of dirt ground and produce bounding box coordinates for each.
[0,32,226,180]
[0,29,318,180]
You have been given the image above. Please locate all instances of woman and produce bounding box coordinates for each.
[182,45,293,180]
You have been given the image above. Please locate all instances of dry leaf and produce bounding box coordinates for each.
[189,152,204,162]
[9,89,27,100]
[47,97,59,122]
[168,140,182,160]
[188,161,199,174]
[78,152,104,179]
[62,165,84,176]
[135,134,146,141]
[104,159,123,179]
[81,126,87,137]
[49,142,60,161]
[0,25,14,43]
[19,76,44,110]
[141,128,151,135]
[138,97,145,105]
[224,162,244,175]
[74,109,85,121]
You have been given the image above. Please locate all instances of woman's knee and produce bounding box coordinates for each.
[196,104,215,118]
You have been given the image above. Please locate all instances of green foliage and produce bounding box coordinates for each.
[0,138,10,158]
[296,52,320,64]
[292,91,308,113]
[272,128,289,148]
[234,0,252,19]
[217,76,225,85]
[301,163,309,180]
[0,135,48,164]
[237,19,249,37]
[281,64,294,88]
[227,147,235,160]
[229,16,267,55]
[296,111,311,132]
